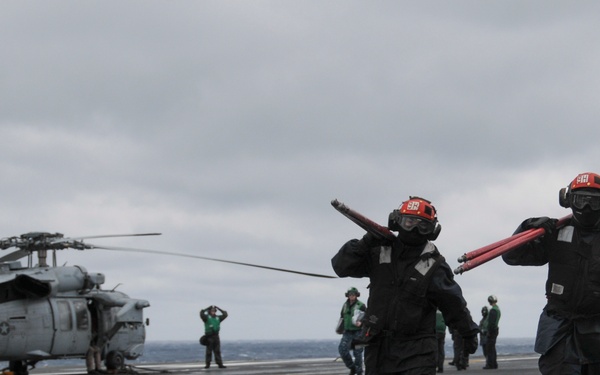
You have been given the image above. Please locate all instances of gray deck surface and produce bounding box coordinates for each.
[30,354,541,374]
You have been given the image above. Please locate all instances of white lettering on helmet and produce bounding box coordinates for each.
[577,174,590,184]
[407,201,420,211]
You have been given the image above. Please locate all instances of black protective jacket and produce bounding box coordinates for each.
[332,237,478,373]
[503,219,600,318]
[503,219,600,362]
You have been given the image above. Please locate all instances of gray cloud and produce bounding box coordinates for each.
[1,1,600,343]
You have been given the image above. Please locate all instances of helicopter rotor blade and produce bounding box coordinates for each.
[0,249,30,263]
[90,245,337,279]
[51,233,162,244]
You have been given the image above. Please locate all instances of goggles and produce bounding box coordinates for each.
[571,192,600,211]
[398,215,435,235]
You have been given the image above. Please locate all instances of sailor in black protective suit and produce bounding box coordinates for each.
[332,196,479,375]
[503,172,600,375]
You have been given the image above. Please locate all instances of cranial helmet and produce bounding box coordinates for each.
[559,172,600,229]
[345,287,360,297]
[488,295,498,304]
[388,196,441,241]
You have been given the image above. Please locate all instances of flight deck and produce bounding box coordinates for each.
[28,354,541,375]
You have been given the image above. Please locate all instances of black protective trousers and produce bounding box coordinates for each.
[484,331,498,368]
[204,334,224,366]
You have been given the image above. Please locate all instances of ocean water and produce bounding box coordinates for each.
[18,337,536,368]
[138,337,536,364]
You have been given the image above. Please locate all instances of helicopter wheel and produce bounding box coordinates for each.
[105,351,124,371]
[8,360,28,375]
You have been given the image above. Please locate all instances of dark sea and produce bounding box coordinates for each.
[19,337,537,368]
[137,337,537,363]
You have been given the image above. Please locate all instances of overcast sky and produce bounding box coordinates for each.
[2,1,600,345]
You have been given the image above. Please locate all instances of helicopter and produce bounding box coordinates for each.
[0,231,160,375]
[0,231,336,375]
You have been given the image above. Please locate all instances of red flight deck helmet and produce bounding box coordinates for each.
[559,172,600,229]
[388,196,441,241]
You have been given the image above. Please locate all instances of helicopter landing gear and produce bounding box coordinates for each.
[105,351,124,372]
[8,360,29,375]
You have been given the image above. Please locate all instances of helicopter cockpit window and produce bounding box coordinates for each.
[74,300,89,330]
[57,301,73,331]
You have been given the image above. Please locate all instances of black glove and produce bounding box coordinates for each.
[462,335,478,355]
[359,232,386,248]
[522,217,558,235]
[350,327,376,349]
